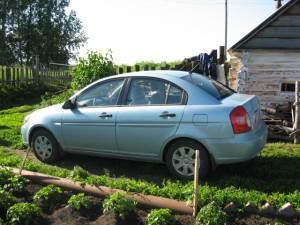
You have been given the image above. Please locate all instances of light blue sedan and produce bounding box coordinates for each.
[21,71,268,179]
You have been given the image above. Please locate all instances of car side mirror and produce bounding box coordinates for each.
[62,98,76,109]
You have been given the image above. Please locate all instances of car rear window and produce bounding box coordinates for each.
[182,74,233,100]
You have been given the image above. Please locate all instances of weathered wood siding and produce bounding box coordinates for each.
[240,1,300,49]
[229,50,300,107]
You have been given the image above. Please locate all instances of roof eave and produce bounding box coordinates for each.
[229,0,299,52]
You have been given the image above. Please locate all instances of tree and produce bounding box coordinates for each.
[0,0,86,66]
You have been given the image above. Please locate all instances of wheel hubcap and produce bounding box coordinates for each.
[172,146,197,176]
[34,136,52,160]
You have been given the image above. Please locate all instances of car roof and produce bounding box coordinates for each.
[112,70,190,79]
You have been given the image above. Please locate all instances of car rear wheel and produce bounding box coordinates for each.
[165,139,209,180]
[31,129,59,163]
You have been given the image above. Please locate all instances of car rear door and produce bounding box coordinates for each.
[116,77,186,160]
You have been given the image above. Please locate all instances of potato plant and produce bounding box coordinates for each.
[196,202,227,225]
[103,192,136,220]
[33,184,63,205]
[0,168,29,193]
[67,193,92,210]
[147,208,175,225]
[6,203,41,225]
[0,189,17,215]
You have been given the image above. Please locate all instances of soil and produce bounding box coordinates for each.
[228,213,300,225]
[1,181,299,225]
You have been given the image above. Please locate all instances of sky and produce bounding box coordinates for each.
[69,0,281,64]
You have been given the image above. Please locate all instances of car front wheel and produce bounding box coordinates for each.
[165,139,209,180]
[31,129,59,163]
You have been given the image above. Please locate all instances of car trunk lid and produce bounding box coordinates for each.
[221,94,262,131]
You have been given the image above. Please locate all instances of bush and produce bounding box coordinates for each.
[71,50,115,90]
[0,83,47,109]
[196,202,227,225]
[40,88,73,107]
[103,192,136,220]
[33,185,63,205]
[0,217,4,225]
[6,203,41,225]
[67,193,92,210]
[147,208,175,225]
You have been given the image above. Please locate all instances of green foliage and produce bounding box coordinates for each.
[40,89,73,107]
[0,168,29,193]
[0,84,47,110]
[147,208,175,225]
[196,202,227,225]
[0,88,71,149]
[6,203,41,225]
[4,175,29,193]
[103,192,136,220]
[0,142,300,209]
[68,166,90,182]
[33,185,63,205]
[0,0,86,65]
[71,50,115,90]
[0,189,17,214]
[67,193,92,210]
[0,217,4,225]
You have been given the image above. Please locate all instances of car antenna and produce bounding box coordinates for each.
[189,62,200,74]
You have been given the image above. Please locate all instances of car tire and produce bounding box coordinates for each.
[31,129,60,163]
[165,139,209,180]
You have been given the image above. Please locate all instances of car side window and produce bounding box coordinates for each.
[126,78,184,105]
[167,84,184,104]
[76,79,124,107]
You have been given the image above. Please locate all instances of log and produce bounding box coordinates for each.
[8,168,193,214]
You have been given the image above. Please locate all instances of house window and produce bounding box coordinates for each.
[281,83,295,92]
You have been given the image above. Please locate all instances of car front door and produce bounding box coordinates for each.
[116,77,186,160]
[62,78,125,154]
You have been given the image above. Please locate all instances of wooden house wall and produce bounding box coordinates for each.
[229,50,300,107]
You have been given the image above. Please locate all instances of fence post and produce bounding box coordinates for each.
[294,81,300,144]
[193,149,200,217]
[12,67,16,86]
[6,67,11,85]
[0,66,4,85]
[17,67,20,86]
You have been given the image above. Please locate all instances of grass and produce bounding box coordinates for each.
[0,88,72,148]
[0,95,299,209]
[0,145,299,209]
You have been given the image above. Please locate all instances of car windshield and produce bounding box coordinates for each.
[182,74,233,100]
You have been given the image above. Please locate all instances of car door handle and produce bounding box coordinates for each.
[160,112,176,118]
[99,113,112,118]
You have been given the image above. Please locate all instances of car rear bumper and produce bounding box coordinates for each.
[204,122,268,165]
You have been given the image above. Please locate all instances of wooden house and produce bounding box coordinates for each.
[228,0,300,107]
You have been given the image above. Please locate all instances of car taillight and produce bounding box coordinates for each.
[230,106,251,134]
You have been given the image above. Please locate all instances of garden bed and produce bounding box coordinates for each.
[0,168,299,225]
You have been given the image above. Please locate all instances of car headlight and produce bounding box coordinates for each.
[23,114,32,124]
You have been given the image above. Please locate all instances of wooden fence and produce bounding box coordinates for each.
[0,65,72,86]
